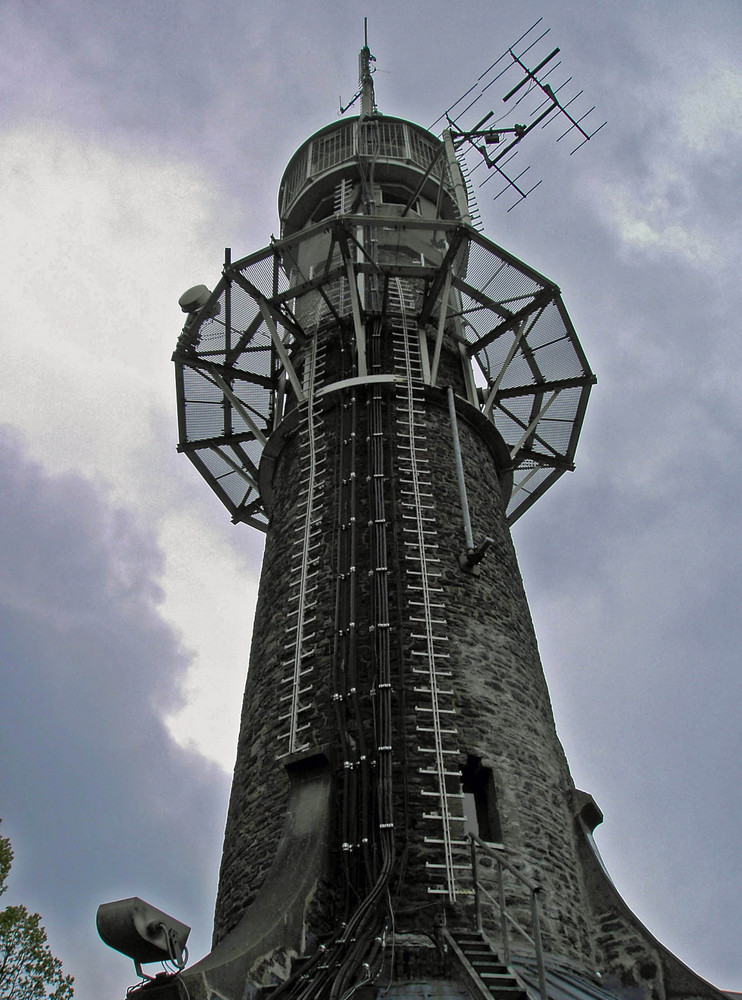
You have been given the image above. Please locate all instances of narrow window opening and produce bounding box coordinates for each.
[461,755,502,844]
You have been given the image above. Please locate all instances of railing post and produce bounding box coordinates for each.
[531,887,548,1000]
[471,834,482,934]
[497,859,510,965]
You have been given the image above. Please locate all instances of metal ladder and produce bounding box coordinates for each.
[390,278,467,902]
[278,330,328,756]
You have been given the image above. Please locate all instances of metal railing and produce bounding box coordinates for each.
[469,833,548,1000]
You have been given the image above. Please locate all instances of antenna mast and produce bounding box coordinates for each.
[359,17,376,115]
[340,18,377,116]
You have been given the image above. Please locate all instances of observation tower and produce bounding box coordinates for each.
[151,31,727,1000]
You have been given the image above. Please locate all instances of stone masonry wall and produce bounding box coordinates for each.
[213,403,341,943]
[214,331,597,974]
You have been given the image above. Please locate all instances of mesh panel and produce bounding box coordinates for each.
[216,469,253,507]
[184,399,226,440]
[239,251,278,300]
[507,466,556,517]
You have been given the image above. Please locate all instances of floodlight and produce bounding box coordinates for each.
[96,897,190,980]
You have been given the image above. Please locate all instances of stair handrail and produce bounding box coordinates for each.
[469,833,549,1000]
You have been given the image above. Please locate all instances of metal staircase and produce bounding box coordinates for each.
[445,930,530,1000]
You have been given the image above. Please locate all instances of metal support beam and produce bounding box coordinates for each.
[215,447,260,493]
[418,327,432,384]
[482,318,527,417]
[343,251,368,378]
[205,364,268,448]
[430,267,453,387]
[274,373,288,430]
[447,387,474,553]
[495,372,596,401]
[177,430,256,454]
[316,373,400,398]
[509,466,540,499]
[419,226,468,328]
[230,270,306,343]
[459,343,479,406]
[257,300,306,403]
[223,248,233,438]
[510,390,559,460]
[466,286,556,356]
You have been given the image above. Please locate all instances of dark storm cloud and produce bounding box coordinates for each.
[0,427,229,998]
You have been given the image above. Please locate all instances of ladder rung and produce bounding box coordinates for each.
[279,685,313,701]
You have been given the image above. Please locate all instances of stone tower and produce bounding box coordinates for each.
[161,40,728,1000]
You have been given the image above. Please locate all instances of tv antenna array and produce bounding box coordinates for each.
[431,19,606,211]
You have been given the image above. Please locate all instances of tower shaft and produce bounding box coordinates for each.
[214,302,593,970]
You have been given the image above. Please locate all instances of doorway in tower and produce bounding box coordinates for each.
[461,755,502,844]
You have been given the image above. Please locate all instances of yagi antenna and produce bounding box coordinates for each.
[431,19,606,211]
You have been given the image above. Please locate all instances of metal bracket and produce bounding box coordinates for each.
[459,537,494,575]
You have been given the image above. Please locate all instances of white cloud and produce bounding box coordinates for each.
[159,509,260,769]
[0,122,261,772]
[0,122,224,492]
[603,190,718,264]
[586,59,742,269]
[676,62,742,154]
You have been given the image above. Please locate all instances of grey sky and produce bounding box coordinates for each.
[0,2,740,998]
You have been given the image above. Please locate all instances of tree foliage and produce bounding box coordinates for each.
[0,826,73,1000]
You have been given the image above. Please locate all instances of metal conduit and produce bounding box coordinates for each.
[447,386,475,553]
